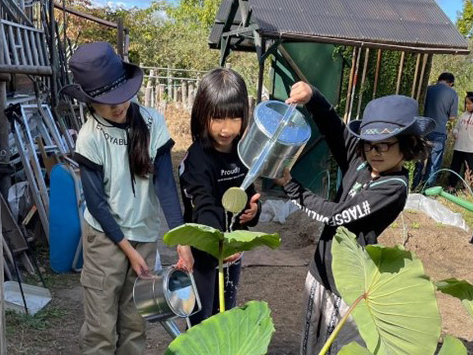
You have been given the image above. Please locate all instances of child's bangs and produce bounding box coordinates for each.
[210,97,246,119]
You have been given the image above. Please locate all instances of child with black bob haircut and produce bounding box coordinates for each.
[179,68,261,326]
[275,81,434,354]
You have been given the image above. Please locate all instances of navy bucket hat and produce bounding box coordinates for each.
[348,95,436,142]
[59,42,143,105]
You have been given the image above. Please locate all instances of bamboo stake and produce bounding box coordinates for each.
[395,51,405,95]
[416,54,429,102]
[411,53,421,98]
[347,47,362,123]
[356,48,370,120]
[343,47,357,123]
[372,49,382,99]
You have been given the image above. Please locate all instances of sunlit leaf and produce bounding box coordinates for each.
[437,335,467,355]
[164,301,274,355]
[337,342,373,355]
[332,227,441,355]
[163,223,280,259]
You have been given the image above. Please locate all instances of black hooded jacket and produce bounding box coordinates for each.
[283,88,409,294]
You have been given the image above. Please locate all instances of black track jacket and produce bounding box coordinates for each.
[283,87,409,295]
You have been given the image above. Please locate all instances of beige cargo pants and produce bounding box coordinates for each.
[79,222,156,355]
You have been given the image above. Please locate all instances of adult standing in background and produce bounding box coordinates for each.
[413,72,458,188]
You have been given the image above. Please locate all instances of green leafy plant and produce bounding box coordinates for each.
[319,227,469,355]
[164,301,274,355]
[163,223,280,354]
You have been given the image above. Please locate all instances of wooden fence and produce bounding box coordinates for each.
[140,66,257,116]
[140,66,205,113]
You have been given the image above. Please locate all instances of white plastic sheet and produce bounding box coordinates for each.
[260,199,299,224]
[405,193,469,232]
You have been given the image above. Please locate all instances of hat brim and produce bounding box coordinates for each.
[59,62,143,105]
[347,116,436,142]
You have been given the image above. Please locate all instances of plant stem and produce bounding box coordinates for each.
[318,293,365,355]
[218,240,225,313]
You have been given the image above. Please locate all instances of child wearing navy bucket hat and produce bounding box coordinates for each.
[275,81,435,354]
[60,42,193,354]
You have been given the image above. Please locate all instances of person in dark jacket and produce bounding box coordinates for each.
[275,81,435,354]
[179,68,261,326]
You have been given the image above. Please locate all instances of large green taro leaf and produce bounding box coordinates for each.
[332,227,441,355]
[163,223,280,259]
[437,336,467,355]
[164,301,274,355]
[338,342,373,354]
[435,278,473,321]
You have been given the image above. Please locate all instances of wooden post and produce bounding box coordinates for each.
[416,53,429,102]
[347,47,362,122]
[395,51,405,95]
[343,47,357,123]
[411,53,421,98]
[117,18,124,59]
[372,49,382,99]
[167,67,172,100]
[182,81,188,108]
[0,194,5,354]
[355,48,370,120]
[188,82,195,110]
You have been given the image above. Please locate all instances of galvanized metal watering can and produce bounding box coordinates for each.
[133,266,201,338]
[238,100,311,190]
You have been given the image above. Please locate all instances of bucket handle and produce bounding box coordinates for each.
[187,270,202,316]
[170,265,202,318]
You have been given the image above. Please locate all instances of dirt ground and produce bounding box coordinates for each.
[5,105,473,354]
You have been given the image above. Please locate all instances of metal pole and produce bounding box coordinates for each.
[0,36,10,199]
[0,199,6,355]
[49,0,58,107]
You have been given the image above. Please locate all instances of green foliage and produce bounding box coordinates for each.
[338,342,373,355]
[457,0,473,37]
[166,0,220,29]
[61,1,260,91]
[163,223,280,260]
[437,336,468,355]
[164,301,275,355]
[336,48,427,118]
[331,227,442,355]
[436,278,473,320]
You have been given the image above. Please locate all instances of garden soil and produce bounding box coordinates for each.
[6,105,473,354]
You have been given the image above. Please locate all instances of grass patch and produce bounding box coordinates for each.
[6,307,67,334]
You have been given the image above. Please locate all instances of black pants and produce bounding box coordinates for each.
[448,150,473,188]
[189,248,242,326]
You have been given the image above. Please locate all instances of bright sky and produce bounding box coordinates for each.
[93,0,464,22]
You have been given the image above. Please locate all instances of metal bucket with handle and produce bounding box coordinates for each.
[133,266,201,338]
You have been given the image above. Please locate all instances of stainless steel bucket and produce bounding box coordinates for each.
[238,100,311,179]
[133,267,200,323]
